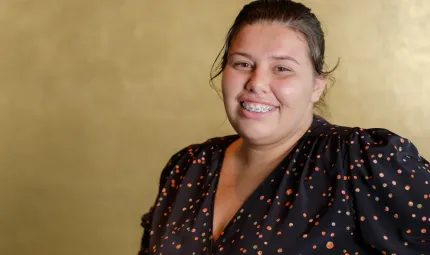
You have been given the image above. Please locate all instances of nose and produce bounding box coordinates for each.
[245,67,270,94]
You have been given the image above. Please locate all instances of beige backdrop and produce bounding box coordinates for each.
[1,1,429,254]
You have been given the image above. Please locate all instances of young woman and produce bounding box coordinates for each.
[139,1,430,254]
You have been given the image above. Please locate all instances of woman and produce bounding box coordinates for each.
[139,1,430,254]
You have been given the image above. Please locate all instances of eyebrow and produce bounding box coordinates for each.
[228,52,300,65]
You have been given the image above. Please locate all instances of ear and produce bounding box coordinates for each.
[310,75,327,103]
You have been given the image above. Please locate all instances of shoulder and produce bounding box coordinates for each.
[156,135,239,186]
[310,117,428,169]
[312,117,399,143]
[338,128,430,251]
[313,117,423,157]
[163,135,239,166]
[345,126,425,163]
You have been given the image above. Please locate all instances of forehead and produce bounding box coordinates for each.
[230,23,310,60]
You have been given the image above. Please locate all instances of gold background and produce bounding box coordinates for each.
[1,0,429,254]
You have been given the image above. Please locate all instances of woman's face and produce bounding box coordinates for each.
[221,23,326,145]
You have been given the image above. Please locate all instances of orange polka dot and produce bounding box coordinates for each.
[326,241,334,249]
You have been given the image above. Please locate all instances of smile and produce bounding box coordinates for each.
[240,101,276,113]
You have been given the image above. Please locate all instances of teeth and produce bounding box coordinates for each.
[241,102,274,113]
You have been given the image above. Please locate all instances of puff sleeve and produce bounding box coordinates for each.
[347,128,430,254]
[137,146,191,255]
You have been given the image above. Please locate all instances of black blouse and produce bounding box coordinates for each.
[139,116,430,254]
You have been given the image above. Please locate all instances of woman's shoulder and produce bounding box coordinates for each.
[313,116,396,139]
[155,135,239,185]
[315,117,419,151]
[311,117,428,167]
[345,126,427,166]
[166,134,239,162]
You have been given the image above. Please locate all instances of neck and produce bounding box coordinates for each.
[232,114,314,174]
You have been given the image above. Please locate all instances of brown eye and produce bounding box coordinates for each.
[275,66,291,72]
[234,62,252,69]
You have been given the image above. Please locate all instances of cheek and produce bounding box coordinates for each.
[271,78,314,106]
[220,73,229,93]
[221,69,245,98]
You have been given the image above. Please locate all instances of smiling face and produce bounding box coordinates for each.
[221,22,326,145]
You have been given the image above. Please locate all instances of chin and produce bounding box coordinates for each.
[232,121,277,144]
[226,107,279,141]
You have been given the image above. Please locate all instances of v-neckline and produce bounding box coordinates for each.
[209,138,296,248]
[208,115,327,250]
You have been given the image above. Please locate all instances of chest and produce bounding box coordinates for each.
[148,189,360,254]
[146,149,361,254]
[212,171,270,240]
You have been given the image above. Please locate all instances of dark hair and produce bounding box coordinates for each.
[210,0,338,116]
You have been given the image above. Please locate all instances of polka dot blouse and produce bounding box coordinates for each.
[139,115,430,254]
